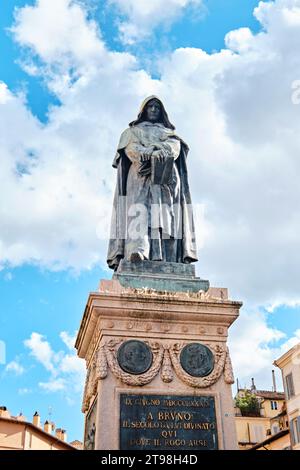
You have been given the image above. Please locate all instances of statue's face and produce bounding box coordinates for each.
[145,99,161,122]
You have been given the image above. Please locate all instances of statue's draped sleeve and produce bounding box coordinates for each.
[123,129,146,163]
[107,130,132,269]
[174,140,198,263]
[112,128,133,196]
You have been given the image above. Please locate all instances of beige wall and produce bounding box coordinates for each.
[0,419,72,450]
[0,420,24,450]
[235,396,286,450]
[235,416,271,449]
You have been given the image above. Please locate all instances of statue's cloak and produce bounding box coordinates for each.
[107,96,198,270]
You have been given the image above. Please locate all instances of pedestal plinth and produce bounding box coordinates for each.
[76,271,242,451]
[114,260,210,293]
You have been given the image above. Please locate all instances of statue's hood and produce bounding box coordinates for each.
[129,95,175,130]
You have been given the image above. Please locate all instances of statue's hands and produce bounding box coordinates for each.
[156,148,171,161]
[139,147,153,177]
[156,151,165,162]
[153,143,172,161]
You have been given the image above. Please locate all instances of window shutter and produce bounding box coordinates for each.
[297,417,300,443]
[286,374,295,399]
[253,425,264,443]
[290,420,295,446]
[291,376,295,396]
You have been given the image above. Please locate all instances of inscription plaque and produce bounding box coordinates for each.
[120,394,218,450]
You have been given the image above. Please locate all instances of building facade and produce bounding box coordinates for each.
[275,342,300,450]
[234,378,288,450]
[0,407,78,451]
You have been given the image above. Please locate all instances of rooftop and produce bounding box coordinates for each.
[254,390,285,400]
[0,406,82,450]
[249,429,290,450]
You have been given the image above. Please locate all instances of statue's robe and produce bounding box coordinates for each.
[107,98,198,271]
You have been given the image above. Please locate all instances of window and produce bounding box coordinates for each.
[285,373,295,399]
[271,400,278,410]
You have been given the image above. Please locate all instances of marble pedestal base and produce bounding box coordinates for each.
[76,279,242,451]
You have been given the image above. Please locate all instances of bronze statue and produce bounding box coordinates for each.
[107,96,197,271]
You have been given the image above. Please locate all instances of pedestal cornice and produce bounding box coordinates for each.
[76,286,242,360]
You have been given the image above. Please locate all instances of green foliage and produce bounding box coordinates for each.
[235,391,261,416]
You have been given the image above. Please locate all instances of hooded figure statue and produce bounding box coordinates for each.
[107,96,198,271]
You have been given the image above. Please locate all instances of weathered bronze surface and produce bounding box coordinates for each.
[107,96,198,271]
[180,343,214,377]
[117,340,153,375]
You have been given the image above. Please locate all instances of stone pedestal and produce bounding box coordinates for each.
[76,271,242,451]
[114,260,210,293]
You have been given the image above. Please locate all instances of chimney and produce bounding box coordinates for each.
[33,411,41,428]
[55,428,67,442]
[16,413,25,422]
[272,369,277,392]
[251,378,256,391]
[0,406,11,419]
[44,420,52,434]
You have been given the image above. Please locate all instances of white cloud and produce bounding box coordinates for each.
[60,331,76,350]
[1,0,300,390]
[60,354,84,376]
[11,0,136,97]
[225,27,255,54]
[24,331,85,397]
[0,0,141,272]
[0,82,12,104]
[5,360,25,376]
[277,329,300,356]
[230,312,300,392]
[39,378,67,392]
[266,300,300,313]
[24,333,56,374]
[108,0,203,44]
[229,309,285,389]
[11,0,104,64]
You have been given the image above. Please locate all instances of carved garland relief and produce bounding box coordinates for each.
[82,339,234,412]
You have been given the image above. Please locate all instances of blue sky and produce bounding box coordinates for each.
[1,0,300,444]
[0,0,59,120]
[0,265,103,442]
[0,0,262,121]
